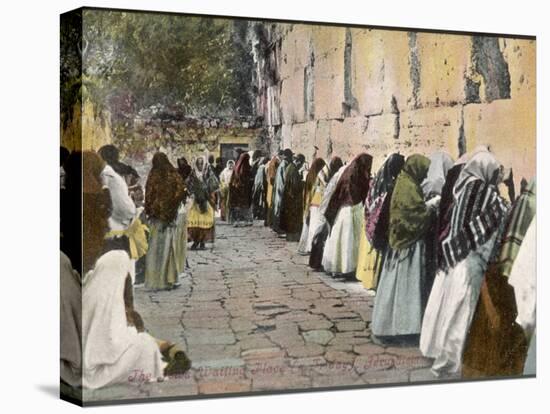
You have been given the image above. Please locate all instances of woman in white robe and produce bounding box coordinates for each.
[322,154,373,276]
[308,160,346,270]
[420,150,509,376]
[82,250,165,389]
[60,252,82,387]
[297,158,327,254]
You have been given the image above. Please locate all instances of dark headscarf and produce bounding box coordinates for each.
[371,153,406,201]
[98,144,138,178]
[389,154,431,250]
[145,152,186,223]
[177,156,192,181]
[328,157,344,181]
[229,153,253,208]
[325,153,373,227]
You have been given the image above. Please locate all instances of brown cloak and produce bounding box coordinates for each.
[145,152,186,224]
[228,153,253,209]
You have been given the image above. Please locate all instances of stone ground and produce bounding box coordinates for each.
[85,219,457,402]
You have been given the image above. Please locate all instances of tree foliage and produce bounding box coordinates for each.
[78,9,254,119]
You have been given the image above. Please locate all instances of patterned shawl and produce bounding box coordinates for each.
[365,153,405,251]
[497,179,536,277]
[388,154,431,250]
[441,151,509,269]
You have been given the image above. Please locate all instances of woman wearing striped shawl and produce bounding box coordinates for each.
[462,179,535,378]
[420,150,509,376]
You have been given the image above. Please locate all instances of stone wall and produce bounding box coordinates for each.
[252,23,536,188]
[110,115,265,180]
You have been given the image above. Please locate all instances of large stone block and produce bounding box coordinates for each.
[501,38,536,100]
[398,105,463,159]
[352,29,412,116]
[415,33,471,107]
[463,99,536,188]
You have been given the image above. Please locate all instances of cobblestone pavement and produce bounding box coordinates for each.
[86,220,455,402]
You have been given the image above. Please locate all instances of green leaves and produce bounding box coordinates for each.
[77,10,253,118]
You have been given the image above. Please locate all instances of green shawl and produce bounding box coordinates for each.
[389,154,432,250]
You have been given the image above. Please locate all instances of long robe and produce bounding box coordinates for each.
[420,150,509,375]
[219,163,233,221]
[462,181,535,378]
[297,160,327,254]
[60,252,82,388]
[264,156,280,227]
[358,154,405,290]
[509,218,536,375]
[228,153,253,224]
[322,154,373,275]
[309,166,346,270]
[371,155,432,337]
[280,162,304,240]
[82,251,164,389]
[271,159,289,232]
[252,162,267,220]
[144,153,187,289]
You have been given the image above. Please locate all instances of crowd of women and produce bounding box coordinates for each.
[238,145,536,379]
[60,141,536,391]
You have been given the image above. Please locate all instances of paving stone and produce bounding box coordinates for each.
[353,343,386,355]
[336,321,367,332]
[302,329,335,345]
[324,350,356,365]
[287,343,325,358]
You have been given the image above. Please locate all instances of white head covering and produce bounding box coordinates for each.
[421,150,454,197]
[455,144,491,166]
[220,160,235,186]
[193,155,207,179]
[82,251,164,388]
[453,148,500,199]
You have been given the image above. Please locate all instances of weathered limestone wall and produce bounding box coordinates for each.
[62,99,113,151]
[109,115,264,179]
[256,24,535,187]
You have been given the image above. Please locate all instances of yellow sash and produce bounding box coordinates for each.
[105,217,149,259]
